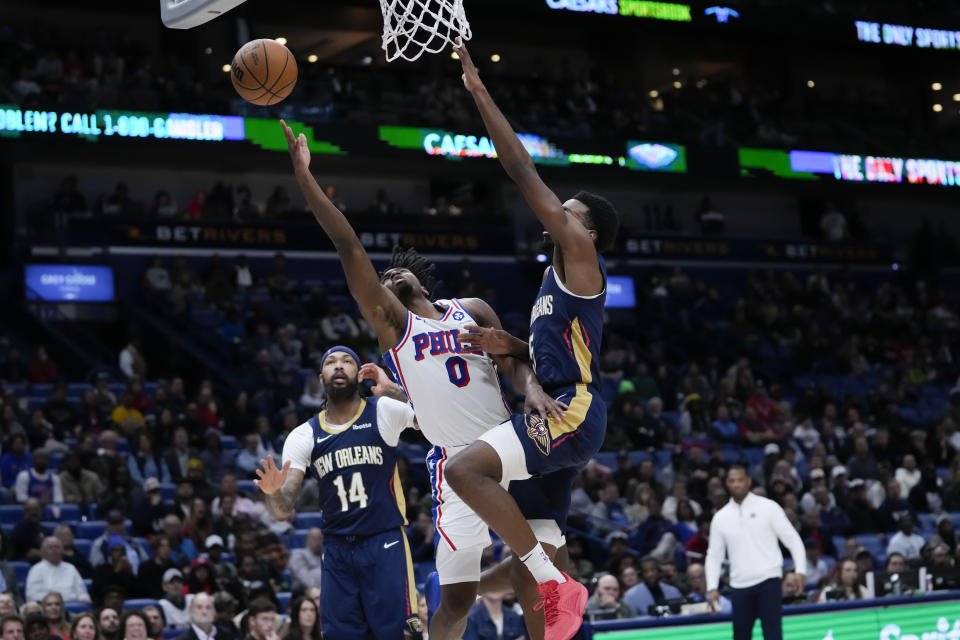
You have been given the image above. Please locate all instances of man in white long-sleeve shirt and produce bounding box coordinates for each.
[25,536,91,604]
[706,466,806,640]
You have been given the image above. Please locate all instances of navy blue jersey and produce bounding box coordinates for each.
[529,257,607,391]
[298,398,409,537]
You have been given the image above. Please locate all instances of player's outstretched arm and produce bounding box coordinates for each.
[359,362,408,404]
[459,324,528,360]
[460,298,566,421]
[454,40,597,263]
[281,120,406,343]
[255,455,304,521]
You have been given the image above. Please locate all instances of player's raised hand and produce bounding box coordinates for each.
[280,119,310,172]
[254,455,290,495]
[359,362,401,397]
[460,324,513,356]
[452,37,482,93]
[524,384,568,423]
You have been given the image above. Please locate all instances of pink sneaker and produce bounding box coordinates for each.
[534,573,587,640]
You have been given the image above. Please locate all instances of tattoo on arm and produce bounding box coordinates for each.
[265,470,304,520]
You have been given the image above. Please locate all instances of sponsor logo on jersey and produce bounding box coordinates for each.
[452,310,465,321]
[525,415,551,456]
[353,422,373,430]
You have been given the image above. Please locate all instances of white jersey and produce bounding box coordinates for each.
[382,299,511,447]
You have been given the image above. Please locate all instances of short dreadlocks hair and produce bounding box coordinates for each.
[572,190,620,253]
[384,246,437,297]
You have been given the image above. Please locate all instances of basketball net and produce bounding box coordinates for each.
[379,0,471,62]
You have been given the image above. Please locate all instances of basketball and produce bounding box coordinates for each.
[231,38,298,106]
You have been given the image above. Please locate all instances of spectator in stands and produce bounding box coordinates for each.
[886,513,925,561]
[242,599,278,640]
[0,347,28,384]
[201,536,235,586]
[54,525,92,580]
[90,510,148,572]
[288,528,323,592]
[131,478,170,537]
[141,608,164,640]
[895,454,921,498]
[43,591,70,640]
[1,435,32,489]
[152,192,178,218]
[59,453,102,507]
[462,590,525,639]
[235,436,264,477]
[128,433,171,486]
[91,534,137,602]
[877,479,913,532]
[623,557,682,617]
[185,557,219,595]
[43,384,78,440]
[25,537,91,604]
[28,347,58,384]
[164,427,199,484]
[163,514,198,567]
[266,254,295,300]
[820,202,848,241]
[98,608,120,640]
[199,430,233,485]
[270,326,302,372]
[176,593,228,640]
[684,563,729,613]
[11,498,45,562]
[847,438,880,480]
[111,393,145,431]
[590,481,629,535]
[133,535,168,597]
[663,481,703,523]
[908,464,944,513]
[709,405,739,444]
[24,614,53,640]
[630,497,675,559]
[183,499,215,549]
[1,615,23,640]
[159,569,193,629]
[298,378,324,411]
[118,611,150,640]
[319,305,360,343]
[846,480,882,534]
[0,547,20,604]
[803,538,829,589]
[815,559,864,603]
[97,465,137,516]
[585,574,637,621]
[68,613,100,640]
[280,597,319,640]
[118,338,147,381]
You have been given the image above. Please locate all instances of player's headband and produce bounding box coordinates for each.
[320,346,361,369]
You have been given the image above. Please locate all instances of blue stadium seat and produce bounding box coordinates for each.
[220,435,238,451]
[0,505,24,525]
[159,483,176,500]
[162,630,180,640]
[74,539,92,559]
[77,521,106,539]
[237,480,256,495]
[65,602,93,615]
[822,556,836,576]
[917,513,937,532]
[117,438,130,453]
[49,452,65,471]
[41,521,61,533]
[10,562,30,583]
[832,536,848,558]
[276,592,292,613]
[87,504,99,520]
[854,534,886,564]
[289,529,309,549]
[294,513,323,529]
[123,599,160,610]
[47,504,82,522]
[414,562,436,591]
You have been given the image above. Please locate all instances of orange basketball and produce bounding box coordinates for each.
[231,39,298,106]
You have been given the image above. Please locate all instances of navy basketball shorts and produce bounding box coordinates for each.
[320,528,420,639]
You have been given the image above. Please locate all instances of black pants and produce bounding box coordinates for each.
[730,577,782,640]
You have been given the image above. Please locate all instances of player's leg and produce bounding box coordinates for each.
[426,445,494,640]
[429,544,484,640]
[319,539,367,640]
[359,529,420,640]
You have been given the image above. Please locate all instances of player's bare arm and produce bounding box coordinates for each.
[459,324,528,360]
[453,40,602,297]
[281,120,408,350]
[255,455,303,521]
[459,298,566,421]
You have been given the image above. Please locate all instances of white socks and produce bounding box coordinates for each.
[520,542,566,584]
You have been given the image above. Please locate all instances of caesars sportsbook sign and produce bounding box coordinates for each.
[591,601,960,640]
